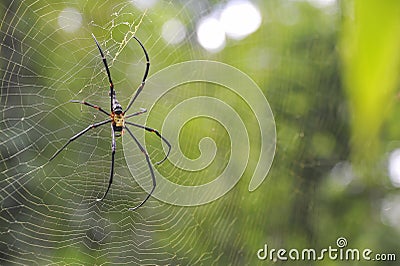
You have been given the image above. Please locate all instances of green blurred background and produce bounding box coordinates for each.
[1,0,400,265]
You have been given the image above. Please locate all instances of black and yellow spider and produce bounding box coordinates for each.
[50,34,171,210]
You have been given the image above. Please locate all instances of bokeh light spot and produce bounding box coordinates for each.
[131,0,158,11]
[196,17,226,52]
[220,0,262,40]
[388,149,400,187]
[161,18,187,45]
[58,7,82,33]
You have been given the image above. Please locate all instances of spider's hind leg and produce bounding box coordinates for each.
[125,121,171,165]
[96,124,116,202]
[124,126,156,211]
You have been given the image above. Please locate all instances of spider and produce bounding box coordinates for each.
[50,33,171,210]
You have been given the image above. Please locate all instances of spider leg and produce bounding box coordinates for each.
[96,124,116,202]
[70,100,110,116]
[124,37,150,114]
[124,126,156,211]
[133,36,150,82]
[125,108,147,119]
[91,33,114,111]
[125,121,171,165]
[49,119,112,161]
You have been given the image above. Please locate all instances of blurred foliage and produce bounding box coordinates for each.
[341,0,400,171]
[1,0,400,265]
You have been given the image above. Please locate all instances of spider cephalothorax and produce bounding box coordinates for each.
[111,100,125,134]
[50,34,171,210]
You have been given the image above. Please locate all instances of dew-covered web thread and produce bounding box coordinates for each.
[0,0,344,264]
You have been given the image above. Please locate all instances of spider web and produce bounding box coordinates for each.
[0,0,256,264]
[2,0,392,265]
